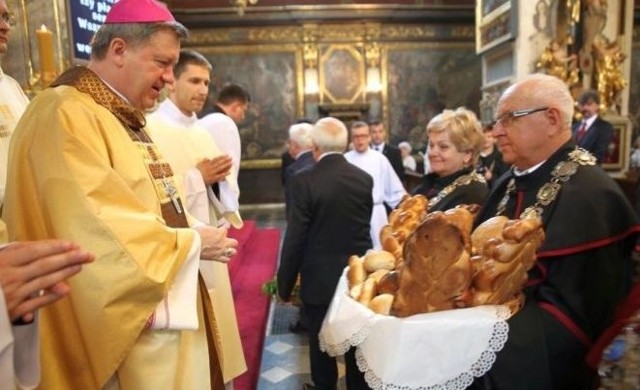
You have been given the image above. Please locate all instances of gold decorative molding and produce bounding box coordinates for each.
[365,42,380,67]
[240,159,282,170]
[186,30,236,45]
[381,25,438,40]
[247,27,302,42]
[186,26,302,45]
[186,23,474,46]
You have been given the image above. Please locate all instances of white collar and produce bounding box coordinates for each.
[583,115,597,129]
[156,98,198,128]
[513,160,545,176]
[318,151,341,161]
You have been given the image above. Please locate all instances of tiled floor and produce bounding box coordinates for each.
[258,303,347,390]
[239,203,347,390]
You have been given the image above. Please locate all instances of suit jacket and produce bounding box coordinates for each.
[572,117,614,163]
[380,143,405,181]
[277,153,373,305]
[283,151,315,218]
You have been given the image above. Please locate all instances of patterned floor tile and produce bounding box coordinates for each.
[261,366,294,383]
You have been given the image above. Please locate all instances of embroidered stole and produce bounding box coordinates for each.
[52,66,225,389]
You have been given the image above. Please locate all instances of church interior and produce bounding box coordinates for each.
[4,0,640,389]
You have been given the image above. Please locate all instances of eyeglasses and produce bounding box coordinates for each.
[492,107,548,127]
[0,12,16,27]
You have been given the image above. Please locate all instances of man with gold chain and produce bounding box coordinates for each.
[146,49,246,387]
[471,74,640,389]
[3,0,237,388]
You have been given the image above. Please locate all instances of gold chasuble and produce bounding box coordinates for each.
[3,67,224,389]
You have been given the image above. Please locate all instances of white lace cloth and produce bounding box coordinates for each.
[319,268,512,390]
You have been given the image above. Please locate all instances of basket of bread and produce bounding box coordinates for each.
[319,195,546,389]
[348,194,545,318]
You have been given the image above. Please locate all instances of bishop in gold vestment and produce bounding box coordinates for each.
[2,1,236,388]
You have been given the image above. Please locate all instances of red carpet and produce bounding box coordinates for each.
[228,222,280,390]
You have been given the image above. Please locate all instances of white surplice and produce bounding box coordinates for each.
[148,99,241,227]
[344,149,406,249]
[146,99,247,382]
[0,68,29,207]
[198,112,241,181]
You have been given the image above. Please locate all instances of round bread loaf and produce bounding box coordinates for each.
[368,294,394,315]
[363,250,396,273]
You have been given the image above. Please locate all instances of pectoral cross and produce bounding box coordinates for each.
[162,178,183,214]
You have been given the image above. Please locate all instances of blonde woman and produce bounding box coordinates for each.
[412,107,488,211]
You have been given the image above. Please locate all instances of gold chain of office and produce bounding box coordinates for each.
[495,148,596,219]
[427,170,486,209]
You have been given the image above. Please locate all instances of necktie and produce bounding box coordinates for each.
[576,121,587,143]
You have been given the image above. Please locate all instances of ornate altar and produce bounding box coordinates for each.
[534,0,628,115]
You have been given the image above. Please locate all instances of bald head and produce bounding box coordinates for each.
[492,74,574,170]
[500,74,574,129]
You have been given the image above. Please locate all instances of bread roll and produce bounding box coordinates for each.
[367,269,390,284]
[368,294,394,315]
[357,278,377,306]
[377,270,399,294]
[363,250,396,273]
[349,283,362,300]
[347,255,366,288]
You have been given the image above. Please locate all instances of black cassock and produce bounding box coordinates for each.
[472,141,640,390]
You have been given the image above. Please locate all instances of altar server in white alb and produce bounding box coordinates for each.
[146,49,246,386]
[147,50,242,229]
[0,7,27,207]
[345,121,406,249]
[198,83,250,185]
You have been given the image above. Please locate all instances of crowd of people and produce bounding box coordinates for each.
[0,0,639,389]
[278,78,640,389]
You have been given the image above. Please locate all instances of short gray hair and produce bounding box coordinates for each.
[91,22,189,60]
[311,117,348,153]
[501,73,574,127]
[288,123,314,149]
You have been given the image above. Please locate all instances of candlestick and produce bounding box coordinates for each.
[36,24,56,85]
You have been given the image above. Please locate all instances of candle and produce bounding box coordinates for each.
[36,25,56,78]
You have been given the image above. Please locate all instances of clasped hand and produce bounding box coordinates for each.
[196,155,232,185]
[196,226,238,263]
[0,240,94,322]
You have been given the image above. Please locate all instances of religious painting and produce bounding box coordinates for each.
[319,44,366,104]
[385,43,481,151]
[476,0,516,54]
[602,118,629,172]
[195,46,303,168]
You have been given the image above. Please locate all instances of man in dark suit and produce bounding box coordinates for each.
[282,122,316,334]
[572,89,614,164]
[283,122,316,213]
[369,120,404,181]
[278,117,373,390]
